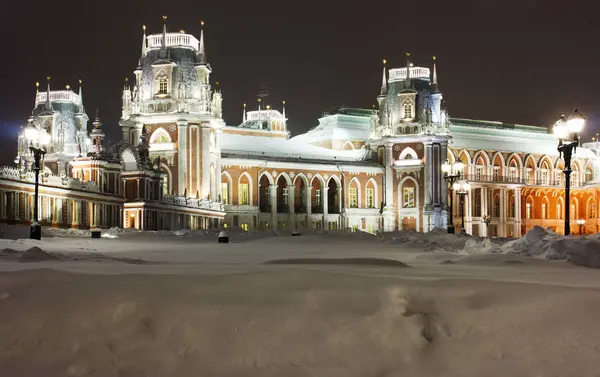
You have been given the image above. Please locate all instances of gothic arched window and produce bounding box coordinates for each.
[403,103,412,119]
[158,77,168,95]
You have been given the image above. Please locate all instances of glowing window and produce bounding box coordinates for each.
[158,77,168,95]
[221,183,229,204]
[526,203,531,219]
[403,104,412,119]
[315,189,321,206]
[349,187,358,208]
[366,188,374,208]
[239,183,249,205]
[403,187,415,208]
[155,134,169,143]
[541,203,547,219]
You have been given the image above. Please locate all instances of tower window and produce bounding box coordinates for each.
[403,103,412,119]
[158,77,168,95]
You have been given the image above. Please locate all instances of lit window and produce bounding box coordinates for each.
[155,134,169,143]
[526,203,531,219]
[571,204,576,218]
[540,170,548,185]
[162,174,169,195]
[241,223,248,231]
[476,166,483,181]
[541,203,547,219]
[349,187,358,208]
[509,168,516,183]
[221,183,229,204]
[158,77,168,95]
[558,203,562,219]
[403,103,412,119]
[493,168,499,182]
[315,189,321,206]
[283,187,288,206]
[366,188,374,208]
[403,187,415,208]
[239,183,249,205]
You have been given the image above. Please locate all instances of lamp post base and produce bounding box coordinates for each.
[30,222,41,240]
[447,224,455,234]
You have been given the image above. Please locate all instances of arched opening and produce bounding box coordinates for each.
[474,191,482,217]
[342,141,355,151]
[571,197,579,219]
[221,172,232,204]
[585,163,594,183]
[259,174,271,212]
[474,154,487,182]
[492,153,504,182]
[327,178,339,214]
[571,160,581,187]
[277,175,289,213]
[587,197,596,219]
[348,178,360,208]
[508,157,520,183]
[526,196,535,219]
[294,176,307,213]
[160,166,170,196]
[311,177,323,213]
[541,196,549,219]
[556,197,564,220]
[365,179,377,209]
[539,158,552,185]
[525,156,536,184]
[398,177,418,231]
[238,173,251,206]
[493,193,500,217]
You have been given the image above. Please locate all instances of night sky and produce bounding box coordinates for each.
[2,0,599,164]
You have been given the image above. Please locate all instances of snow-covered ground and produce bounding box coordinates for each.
[1,225,600,376]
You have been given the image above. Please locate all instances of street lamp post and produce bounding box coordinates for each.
[553,109,586,236]
[29,146,46,240]
[442,160,465,234]
[577,218,585,235]
[453,180,470,233]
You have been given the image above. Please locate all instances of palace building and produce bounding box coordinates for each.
[2,20,600,236]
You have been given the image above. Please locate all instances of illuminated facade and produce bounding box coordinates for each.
[2,21,600,235]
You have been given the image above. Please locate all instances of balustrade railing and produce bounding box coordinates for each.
[0,167,99,192]
[162,195,224,211]
[36,90,81,105]
[147,33,200,51]
[462,174,587,187]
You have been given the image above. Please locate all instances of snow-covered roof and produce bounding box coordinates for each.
[221,133,368,162]
[450,121,597,159]
[291,110,371,145]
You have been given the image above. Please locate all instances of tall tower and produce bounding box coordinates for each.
[368,56,451,233]
[119,17,225,200]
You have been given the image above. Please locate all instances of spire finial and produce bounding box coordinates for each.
[431,55,439,92]
[140,24,147,60]
[78,79,84,109]
[161,16,167,49]
[197,20,207,65]
[282,100,286,118]
[380,58,388,96]
[95,108,100,123]
[45,76,52,111]
[258,97,262,111]
[243,103,247,122]
[405,52,411,82]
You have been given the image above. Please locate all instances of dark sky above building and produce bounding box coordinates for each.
[1,0,599,164]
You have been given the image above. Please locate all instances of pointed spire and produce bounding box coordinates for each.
[45,76,52,111]
[197,20,207,65]
[243,103,247,122]
[94,108,100,123]
[431,56,439,92]
[405,52,411,83]
[124,77,129,90]
[140,24,147,60]
[35,81,39,106]
[380,58,388,96]
[258,97,262,111]
[282,100,286,119]
[161,16,167,49]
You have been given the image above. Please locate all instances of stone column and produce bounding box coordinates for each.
[177,119,188,196]
[306,185,312,227]
[423,142,435,232]
[481,186,488,236]
[288,185,295,228]
[270,184,278,230]
[499,187,507,237]
[465,188,473,235]
[215,129,223,202]
[514,187,521,237]
[383,143,395,232]
[322,186,329,230]
[440,142,449,229]
[201,126,211,199]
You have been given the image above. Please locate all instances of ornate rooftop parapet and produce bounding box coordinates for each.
[162,195,224,211]
[0,167,99,192]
